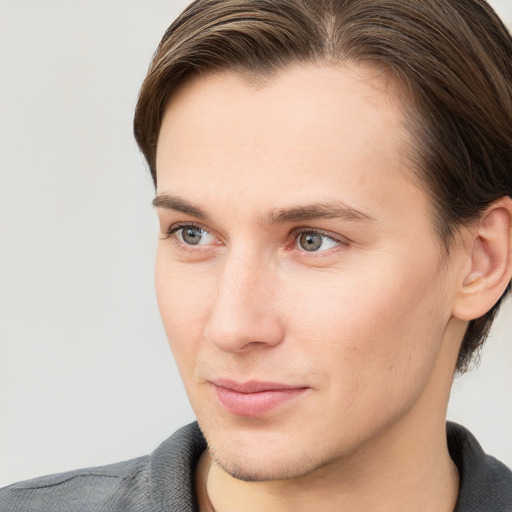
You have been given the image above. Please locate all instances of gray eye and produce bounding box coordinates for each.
[298,233,323,251]
[181,226,205,245]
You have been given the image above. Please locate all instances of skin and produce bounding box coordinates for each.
[153,64,468,512]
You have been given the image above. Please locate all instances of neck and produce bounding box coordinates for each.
[201,416,459,512]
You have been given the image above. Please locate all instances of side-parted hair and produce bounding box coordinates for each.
[134,0,512,372]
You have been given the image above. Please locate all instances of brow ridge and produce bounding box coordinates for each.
[268,202,375,224]
[153,195,375,225]
[152,194,208,219]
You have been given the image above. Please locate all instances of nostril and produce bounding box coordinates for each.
[203,262,284,352]
[204,306,284,353]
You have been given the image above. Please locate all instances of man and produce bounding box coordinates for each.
[1,0,511,511]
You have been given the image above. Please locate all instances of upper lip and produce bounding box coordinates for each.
[212,379,307,393]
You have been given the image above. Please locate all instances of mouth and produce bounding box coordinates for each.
[211,379,308,417]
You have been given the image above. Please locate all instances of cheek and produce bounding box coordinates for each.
[284,268,448,446]
[155,253,214,364]
[284,259,448,385]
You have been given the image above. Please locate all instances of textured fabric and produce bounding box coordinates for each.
[0,423,206,512]
[1,422,510,511]
[448,423,512,511]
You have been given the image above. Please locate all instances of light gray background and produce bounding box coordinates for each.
[0,0,511,487]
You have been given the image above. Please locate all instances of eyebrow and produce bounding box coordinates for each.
[152,194,209,219]
[268,202,375,224]
[152,194,375,224]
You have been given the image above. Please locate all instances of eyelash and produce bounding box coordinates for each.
[163,222,220,251]
[291,228,348,255]
[163,223,349,255]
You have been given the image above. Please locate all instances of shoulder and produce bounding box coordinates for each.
[448,422,512,512]
[0,422,206,512]
[0,456,150,512]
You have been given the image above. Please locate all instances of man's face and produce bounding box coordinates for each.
[154,64,462,481]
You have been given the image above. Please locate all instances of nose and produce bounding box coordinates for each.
[204,252,285,353]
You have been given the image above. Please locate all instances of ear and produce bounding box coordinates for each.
[452,197,512,321]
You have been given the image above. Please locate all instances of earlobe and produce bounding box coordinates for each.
[453,197,512,321]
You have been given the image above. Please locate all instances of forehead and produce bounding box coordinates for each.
[155,63,421,222]
[159,63,408,152]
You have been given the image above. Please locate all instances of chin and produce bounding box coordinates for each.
[211,449,320,482]
[201,422,330,482]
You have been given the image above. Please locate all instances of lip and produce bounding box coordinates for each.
[212,379,308,417]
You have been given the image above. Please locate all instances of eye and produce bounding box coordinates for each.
[296,231,340,252]
[170,225,216,246]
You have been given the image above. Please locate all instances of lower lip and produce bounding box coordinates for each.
[213,385,307,417]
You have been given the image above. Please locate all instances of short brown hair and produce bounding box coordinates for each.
[134,0,512,372]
